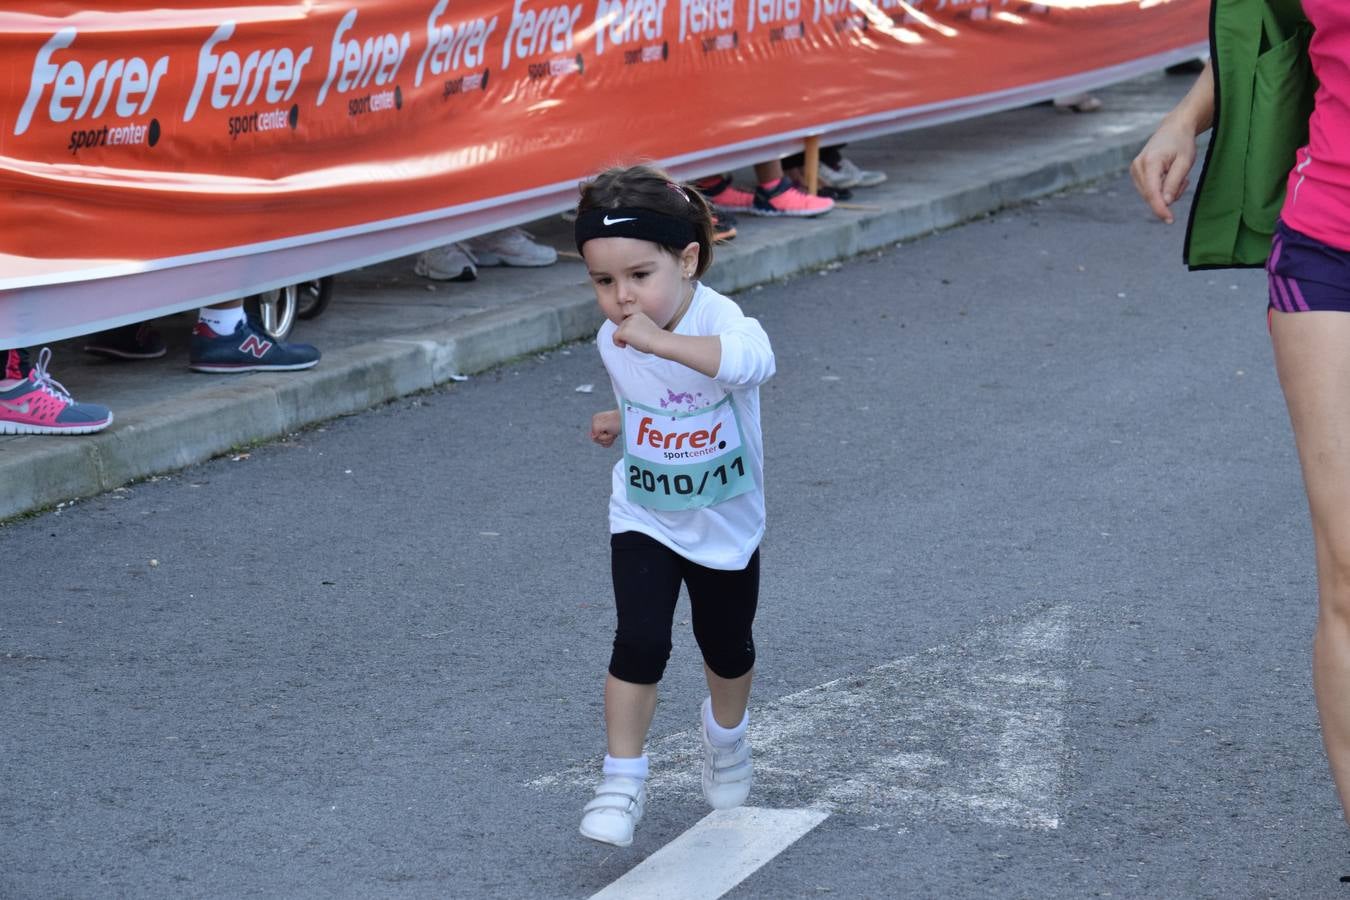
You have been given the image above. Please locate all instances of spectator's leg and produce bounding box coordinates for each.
[189,301,320,373]
[748,160,834,217]
[2,347,30,385]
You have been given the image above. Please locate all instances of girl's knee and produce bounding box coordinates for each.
[699,637,755,680]
[609,637,672,684]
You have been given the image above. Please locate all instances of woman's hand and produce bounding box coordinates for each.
[1130,60,1213,226]
[1130,119,1199,225]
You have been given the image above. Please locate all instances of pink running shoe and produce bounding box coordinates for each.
[0,347,113,435]
[695,175,755,212]
[749,177,835,217]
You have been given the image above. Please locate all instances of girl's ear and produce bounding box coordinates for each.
[680,241,700,278]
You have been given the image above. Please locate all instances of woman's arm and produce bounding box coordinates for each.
[1130,60,1215,224]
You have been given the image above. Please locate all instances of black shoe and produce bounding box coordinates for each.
[712,207,738,242]
[1165,59,1206,75]
[84,324,167,360]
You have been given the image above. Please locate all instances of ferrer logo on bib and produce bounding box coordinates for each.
[621,393,753,511]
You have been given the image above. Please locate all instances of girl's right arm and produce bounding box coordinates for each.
[591,408,620,447]
[1130,60,1215,224]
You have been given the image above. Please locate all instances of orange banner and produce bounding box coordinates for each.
[0,1,1206,346]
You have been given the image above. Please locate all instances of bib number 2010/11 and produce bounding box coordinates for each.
[621,393,752,511]
[628,455,745,498]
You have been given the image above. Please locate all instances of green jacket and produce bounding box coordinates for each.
[1184,0,1315,268]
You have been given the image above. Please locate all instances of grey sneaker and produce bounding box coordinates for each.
[580,775,646,847]
[834,157,886,188]
[701,704,753,810]
[818,160,860,189]
[414,243,477,281]
[463,228,558,267]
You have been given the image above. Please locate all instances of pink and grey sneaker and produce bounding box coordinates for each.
[694,175,756,212]
[0,347,113,435]
[749,177,835,217]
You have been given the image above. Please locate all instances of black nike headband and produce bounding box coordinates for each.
[574,206,700,254]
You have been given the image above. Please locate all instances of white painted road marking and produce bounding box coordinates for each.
[534,604,1072,830]
[587,807,829,900]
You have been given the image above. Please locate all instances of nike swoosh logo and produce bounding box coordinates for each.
[603,215,636,226]
[0,400,31,414]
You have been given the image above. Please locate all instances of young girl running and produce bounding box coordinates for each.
[574,165,776,847]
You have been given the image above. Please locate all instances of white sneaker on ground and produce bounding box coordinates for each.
[702,716,753,810]
[834,157,887,187]
[579,775,646,847]
[463,228,558,267]
[414,243,477,281]
[1052,92,1103,113]
[817,160,860,189]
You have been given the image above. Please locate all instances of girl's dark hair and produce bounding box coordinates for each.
[576,164,715,278]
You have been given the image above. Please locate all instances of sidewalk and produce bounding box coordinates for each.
[0,73,1190,522]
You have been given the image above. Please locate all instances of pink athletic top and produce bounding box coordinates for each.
[1282,0,1350,251]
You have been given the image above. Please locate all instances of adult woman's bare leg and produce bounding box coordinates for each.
[1271,309,1350,821]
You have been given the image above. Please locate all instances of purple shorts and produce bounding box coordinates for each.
[1268,219,1350,313]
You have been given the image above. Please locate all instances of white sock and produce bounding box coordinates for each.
[603,753,649,780]
[198,306,245,335]
[702,698,748,747]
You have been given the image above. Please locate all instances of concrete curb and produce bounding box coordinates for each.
[0,123,1155,523]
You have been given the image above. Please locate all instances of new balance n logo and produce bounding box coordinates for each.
[239,335,273,358]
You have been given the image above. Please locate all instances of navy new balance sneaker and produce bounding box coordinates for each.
[189,319,320,373]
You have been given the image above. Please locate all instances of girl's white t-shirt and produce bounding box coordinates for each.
[597,282,775,570]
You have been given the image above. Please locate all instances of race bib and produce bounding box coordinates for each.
[621,393,753,511]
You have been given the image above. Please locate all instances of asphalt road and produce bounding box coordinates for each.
[3,173,1344,899]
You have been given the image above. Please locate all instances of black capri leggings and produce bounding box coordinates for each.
[608,531,759,685]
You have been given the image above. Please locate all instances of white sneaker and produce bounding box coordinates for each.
[463,228,558,267]
[702,717,753,810]
[414,243,477,281]
[835,157,887,188]
[579,775,646,847]
[817,160,860,189]
[1052,92,1103,113]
